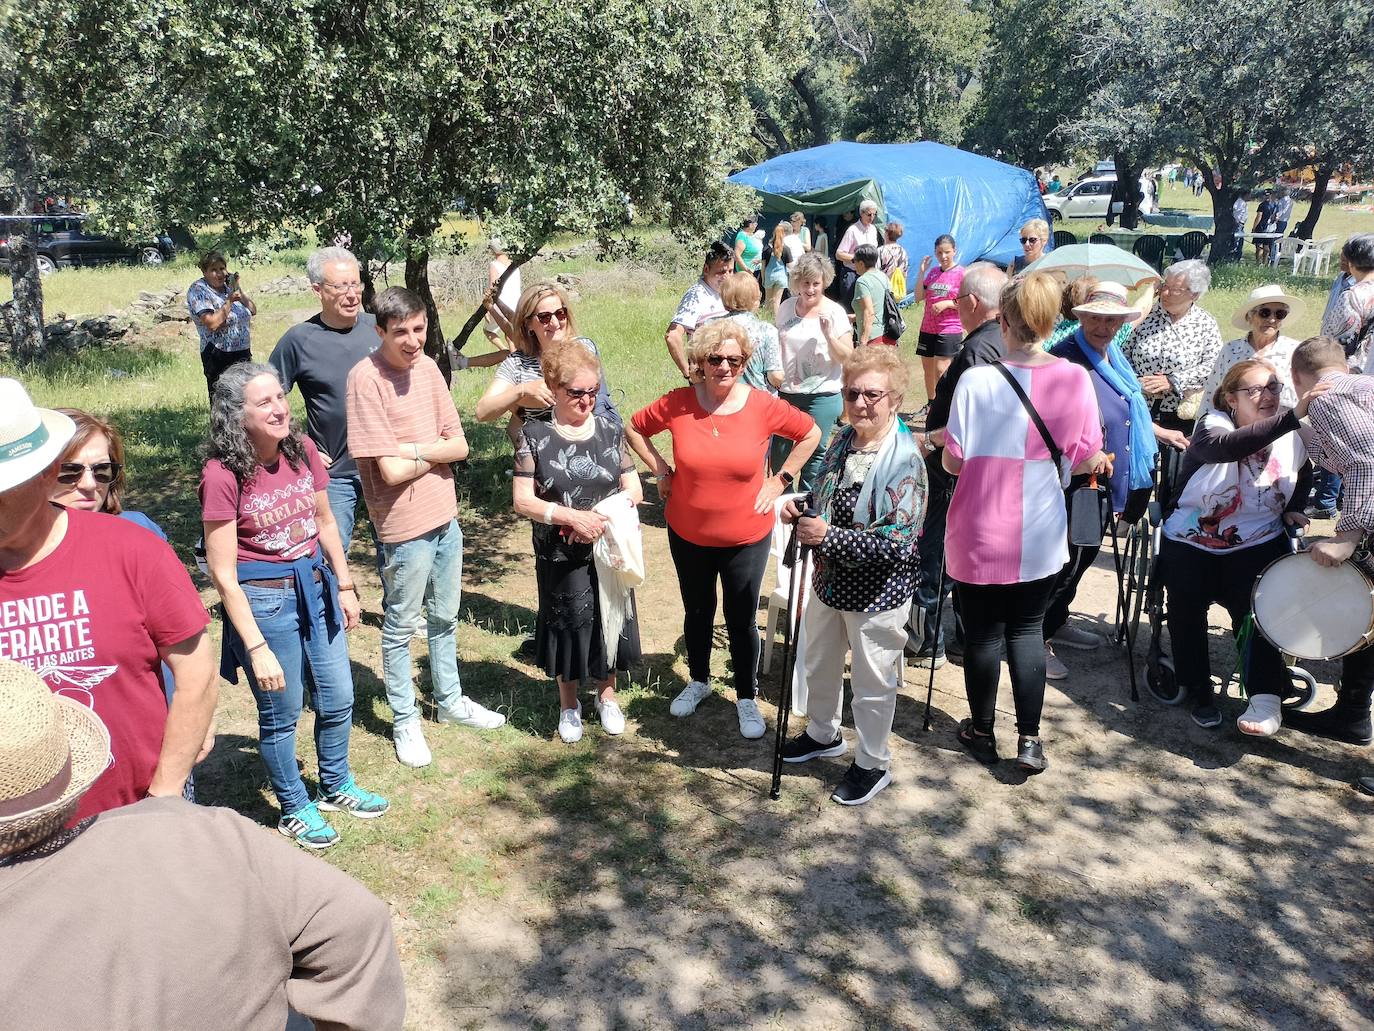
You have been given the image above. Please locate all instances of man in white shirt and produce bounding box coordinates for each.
[834,200,882,309]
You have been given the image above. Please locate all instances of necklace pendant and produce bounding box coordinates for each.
[712,426,719,437]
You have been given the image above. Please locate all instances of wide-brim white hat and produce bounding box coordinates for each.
[1071,281,1142,322]
[1231,285,1306,331]
[0,378,75,492]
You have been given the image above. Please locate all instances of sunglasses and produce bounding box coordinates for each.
[844,388,893,404]
[562,385,597,400]
[57,461,121,486]
[706,354,744,370]
[1254,306,1289,320]
[531,307,569,326]
[1020,237,1040,244]
[1237,380,1282,400]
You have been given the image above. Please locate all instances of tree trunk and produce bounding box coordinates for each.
[1292,165,1331,241]
[403,240,446,377]
[450,254,535,358]
[791,71,830,148]
[4,83,45,360]
[1110,150,1141,230]
[1206,182,1242,265]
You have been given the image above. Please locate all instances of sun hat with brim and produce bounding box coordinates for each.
[0,378,76,493]
[1071,281,1143,322]
[1231,284,1306,331]
[0,660,110,857]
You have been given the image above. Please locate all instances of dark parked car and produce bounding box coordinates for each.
[0,215,176,274]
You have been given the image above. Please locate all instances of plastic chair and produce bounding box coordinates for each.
[1088,233,1114,245]
[1274,236,1306,273]
[1052,229,1078,249]
[1310,236,1338,277]
[1132,235,1167,271]
[1176,231,1209,260]
[761,492,809,674]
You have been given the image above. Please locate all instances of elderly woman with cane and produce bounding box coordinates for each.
[777,347,926,805]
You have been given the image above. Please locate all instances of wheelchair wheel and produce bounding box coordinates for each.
[1145,656,1186,705]
[1282,665,1319,711]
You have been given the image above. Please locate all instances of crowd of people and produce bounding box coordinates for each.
[5,213,1374,1023]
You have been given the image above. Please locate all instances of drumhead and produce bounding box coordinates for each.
[1252,553,1374,660]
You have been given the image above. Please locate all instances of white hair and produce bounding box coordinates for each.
[962,262,1008,310]
[859,200,878,214]
[306,247,359,286]
[1165,259,1210,296]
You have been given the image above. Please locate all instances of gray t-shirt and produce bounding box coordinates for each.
[269,312,379,479]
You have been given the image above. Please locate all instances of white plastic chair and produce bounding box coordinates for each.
[1311,236,1337,277]
[1274,236,1306,274]
[761,492,808,674]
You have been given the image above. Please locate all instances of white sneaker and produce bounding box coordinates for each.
[1045,644,1068,681]
[736,698,766,740]
[393,721,432,768]
[1052,624,1106,651]
[595,696,626,735]
[437,698,507,730]
[558,703,584,744]
[670,680,713,717]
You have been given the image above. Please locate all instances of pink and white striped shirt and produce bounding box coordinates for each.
[944,358,1103,585]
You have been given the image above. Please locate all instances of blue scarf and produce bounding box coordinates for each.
[1070,328,1158,490]
[218,549,342,684]
[812,418,924,540]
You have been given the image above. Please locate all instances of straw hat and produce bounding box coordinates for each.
[1071,281,1142,321]
[1231,284,1306,331]
[0,660,110,857]
[0,378,75,493]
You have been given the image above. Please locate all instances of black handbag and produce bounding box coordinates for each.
[992,362,1109,547]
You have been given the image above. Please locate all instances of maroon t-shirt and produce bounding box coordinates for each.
[199,437,331,564]
[0,509,210,820]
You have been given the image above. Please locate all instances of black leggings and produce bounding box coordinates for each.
[667,527,771,698]
[956,576,1057,737]
[201,347,251,403]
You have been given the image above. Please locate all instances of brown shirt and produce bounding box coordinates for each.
[0,797,405,1031]
[346,353,463,543]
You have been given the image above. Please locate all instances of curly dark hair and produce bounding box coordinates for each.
[207,362,308,484]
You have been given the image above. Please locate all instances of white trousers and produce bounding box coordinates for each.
[802,597,907,771]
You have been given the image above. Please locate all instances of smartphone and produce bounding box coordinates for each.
[226,272,240,295]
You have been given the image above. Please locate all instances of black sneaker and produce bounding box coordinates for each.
[1356,775,1374,797]
[1190,701,1222,729]
[1304,506,1337,520]
[831,762,892,806]
[781,731,847,764]
[957,718,999,765]
[1016,737,1048,773]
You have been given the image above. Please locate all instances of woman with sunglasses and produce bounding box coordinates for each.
[1160,358,1314,734]
[52,409,163,538]
[627,321,820,739]
[201,363,387,849]
[1007,219,1049,275]
[475,282,618,444]
[777,347,925,806]
[1199,285,1306,416]
[513,342,643,744]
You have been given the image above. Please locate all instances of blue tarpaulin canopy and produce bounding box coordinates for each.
[728,141,1051,268]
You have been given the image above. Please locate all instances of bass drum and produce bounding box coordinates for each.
[1252,552,1374,661]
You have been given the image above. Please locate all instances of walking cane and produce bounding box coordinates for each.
[1108,517,1141,702]
[770,510,814,801]
[922,482,955,732]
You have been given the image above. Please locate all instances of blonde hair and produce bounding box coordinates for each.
[789,251,834,293]
[541,340,601,389]
[842,346,908,400]
[686,321,753,382]
[511,282,577,356]
[1021,218,1050,241]
[770,222,788,258]
[1001,272,1063,347]
[720,271,762,312]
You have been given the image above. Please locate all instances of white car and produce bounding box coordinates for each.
[1044,175,1125,222]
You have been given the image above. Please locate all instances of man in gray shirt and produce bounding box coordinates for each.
[269,247,381,561]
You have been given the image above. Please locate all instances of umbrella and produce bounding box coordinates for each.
[1023,243,1160,289]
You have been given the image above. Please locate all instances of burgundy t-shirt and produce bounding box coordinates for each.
[199,437,331,564]
[0,509,210,820]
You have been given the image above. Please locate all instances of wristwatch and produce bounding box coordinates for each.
[778,470,795,488]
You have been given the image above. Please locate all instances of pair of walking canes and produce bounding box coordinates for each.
[769,508,815,801]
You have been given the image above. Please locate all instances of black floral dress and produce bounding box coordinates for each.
[515,415,641,683]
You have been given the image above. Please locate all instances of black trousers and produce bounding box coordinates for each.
[956,575,1057,737]
[202,347,252,403]
[667,527,771,698]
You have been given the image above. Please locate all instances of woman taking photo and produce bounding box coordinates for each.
[774,251,854,490]
[513,343,643,744]
[1161,358,1313,733]
[201,363,387,849]
[628,321,820,739]
[939,273,1110,771]
[187,250,256,403]
[914,234,966,410]
[778,347,926,806]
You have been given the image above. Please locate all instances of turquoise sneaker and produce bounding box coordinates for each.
[278,802,339,850]
[317,778,390,819]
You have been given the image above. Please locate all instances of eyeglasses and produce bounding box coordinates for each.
[322,281,362,295]
[1237,380,1282,400]
[562,385,597,399]
[57,461,121,486]
[1019,237,1040,244]
[531,307,569,326]
[706,354,744,370]
[1254,306,1289,320]
[844,388,893,405]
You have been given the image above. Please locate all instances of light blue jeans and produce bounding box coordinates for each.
[325,472,385,582]
[379,518,464,727]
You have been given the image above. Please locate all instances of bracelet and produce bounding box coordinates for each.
[543,502,557,525]
[247,641,269,654]
[337,583,356,593]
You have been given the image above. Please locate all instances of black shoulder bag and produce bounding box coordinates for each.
[992,362,1109,548]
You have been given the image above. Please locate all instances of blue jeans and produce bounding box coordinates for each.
[1312,467,1343,512]
[325,473,385,586]
[238,580,355,815]
[379,518,464,726]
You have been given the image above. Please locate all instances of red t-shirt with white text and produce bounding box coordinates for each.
[0,509,210,820]
[199,437,330,563]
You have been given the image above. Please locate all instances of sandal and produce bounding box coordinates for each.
[1238,693,1283,737]
[957,718,999,765]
